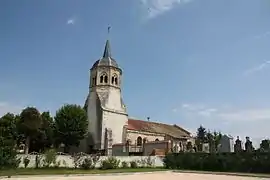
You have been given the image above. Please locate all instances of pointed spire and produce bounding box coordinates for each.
[103,39,111,58]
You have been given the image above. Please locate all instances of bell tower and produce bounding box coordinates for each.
[85,34,128,154]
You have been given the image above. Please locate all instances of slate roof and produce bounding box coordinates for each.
[91,40,119,69]
[127,119,191,139]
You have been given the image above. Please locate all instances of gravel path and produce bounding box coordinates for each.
[3,172,269,180]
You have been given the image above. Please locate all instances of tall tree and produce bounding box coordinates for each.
[206,130,215,152]
[213,131,223,152]
[54,104,88,153]
[195,125,207,151]
[17,107,42,154]
[30,111,55,152]
[0,113,20,169]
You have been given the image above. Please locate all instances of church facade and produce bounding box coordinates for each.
[82,39,194,155]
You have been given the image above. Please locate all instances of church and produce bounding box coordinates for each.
[80,38,194,156]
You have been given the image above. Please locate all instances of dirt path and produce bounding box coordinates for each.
[2,172,269,180]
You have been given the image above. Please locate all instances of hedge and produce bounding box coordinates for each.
[163,152,270,173]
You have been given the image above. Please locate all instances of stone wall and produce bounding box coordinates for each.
[17,155,164,168]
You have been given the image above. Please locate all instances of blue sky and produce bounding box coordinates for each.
[1,0,270,147]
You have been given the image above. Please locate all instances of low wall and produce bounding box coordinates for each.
[17,155,164,168]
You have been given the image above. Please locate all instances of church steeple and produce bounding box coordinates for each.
[103,40,111,58]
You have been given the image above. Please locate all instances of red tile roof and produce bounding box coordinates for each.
[127,119,191,138]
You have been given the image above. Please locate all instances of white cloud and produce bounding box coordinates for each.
[243,60,270,76]
[176,103,270,148]
[140,0,193,19]
[0,102,23,117]
[67,18,75,25]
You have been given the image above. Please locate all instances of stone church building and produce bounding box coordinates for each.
[79,39,194,155]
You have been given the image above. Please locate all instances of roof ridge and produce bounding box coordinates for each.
[128,118,175,127]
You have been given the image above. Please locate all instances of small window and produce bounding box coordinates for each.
[104,75,108,83]
[115,77,118,85]
[137,136,142,146]
[111,77,114,84]
[100,76,103,83]
[155,138,159,141]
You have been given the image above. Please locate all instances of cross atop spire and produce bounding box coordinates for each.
[103,26,112,58]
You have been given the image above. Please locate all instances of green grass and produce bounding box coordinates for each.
[0,168,167,177]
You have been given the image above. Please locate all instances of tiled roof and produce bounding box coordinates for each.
[127,119,191,139]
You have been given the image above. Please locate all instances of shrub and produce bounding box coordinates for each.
[23,156,30,168]
[35,154,43,168]
[71,153,83,169]
[130,161,138,168]
[43,149,57,167]
[80,157,93,170]
[121,161,129,168]
[146,156,154,167]
[101,157,120,170]
[163,152,270,173]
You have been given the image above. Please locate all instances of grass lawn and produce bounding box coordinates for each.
[0,168,167,177]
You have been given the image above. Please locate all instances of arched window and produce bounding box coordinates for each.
[104,75,108,83]
[100,73,108,84]
[100,76,104,83]
[155,138,159,141]
[115,77,118,85]
[137,136,142,146]
[111,77,114,84]
[92,78,95,86]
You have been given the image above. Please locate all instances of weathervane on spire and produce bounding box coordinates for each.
[108,26,111,35]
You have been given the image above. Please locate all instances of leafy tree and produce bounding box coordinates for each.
[17,107,42,154]
[206,130,215,152]
[213,131,222,152]
[41,111,54,148]
[195,125,207,151]
[0,113,20,169]
[30,111,55,152]
[54,104,88,153]
[260,139,270,152]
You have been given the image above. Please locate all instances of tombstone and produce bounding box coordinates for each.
[234,136,242,152]
[245,136,253,152]
[202,143,210,153]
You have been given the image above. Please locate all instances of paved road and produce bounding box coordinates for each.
[3,172,269,180]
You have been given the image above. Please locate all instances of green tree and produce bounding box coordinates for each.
[17,107,42,154]
[54,104,88,153]
[195,125,207,151]
[213,131,222,152]
[30,111,55,152]
[0,113,20,169]
[41,111,55,148]
[206,130,215,152]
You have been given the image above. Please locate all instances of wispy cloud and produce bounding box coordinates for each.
[140,0,193,19]
[174,103,270,148]
[254,31,270,39]
[66,17,76,25]
[178,103,270,122]
[243,60,270,76]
